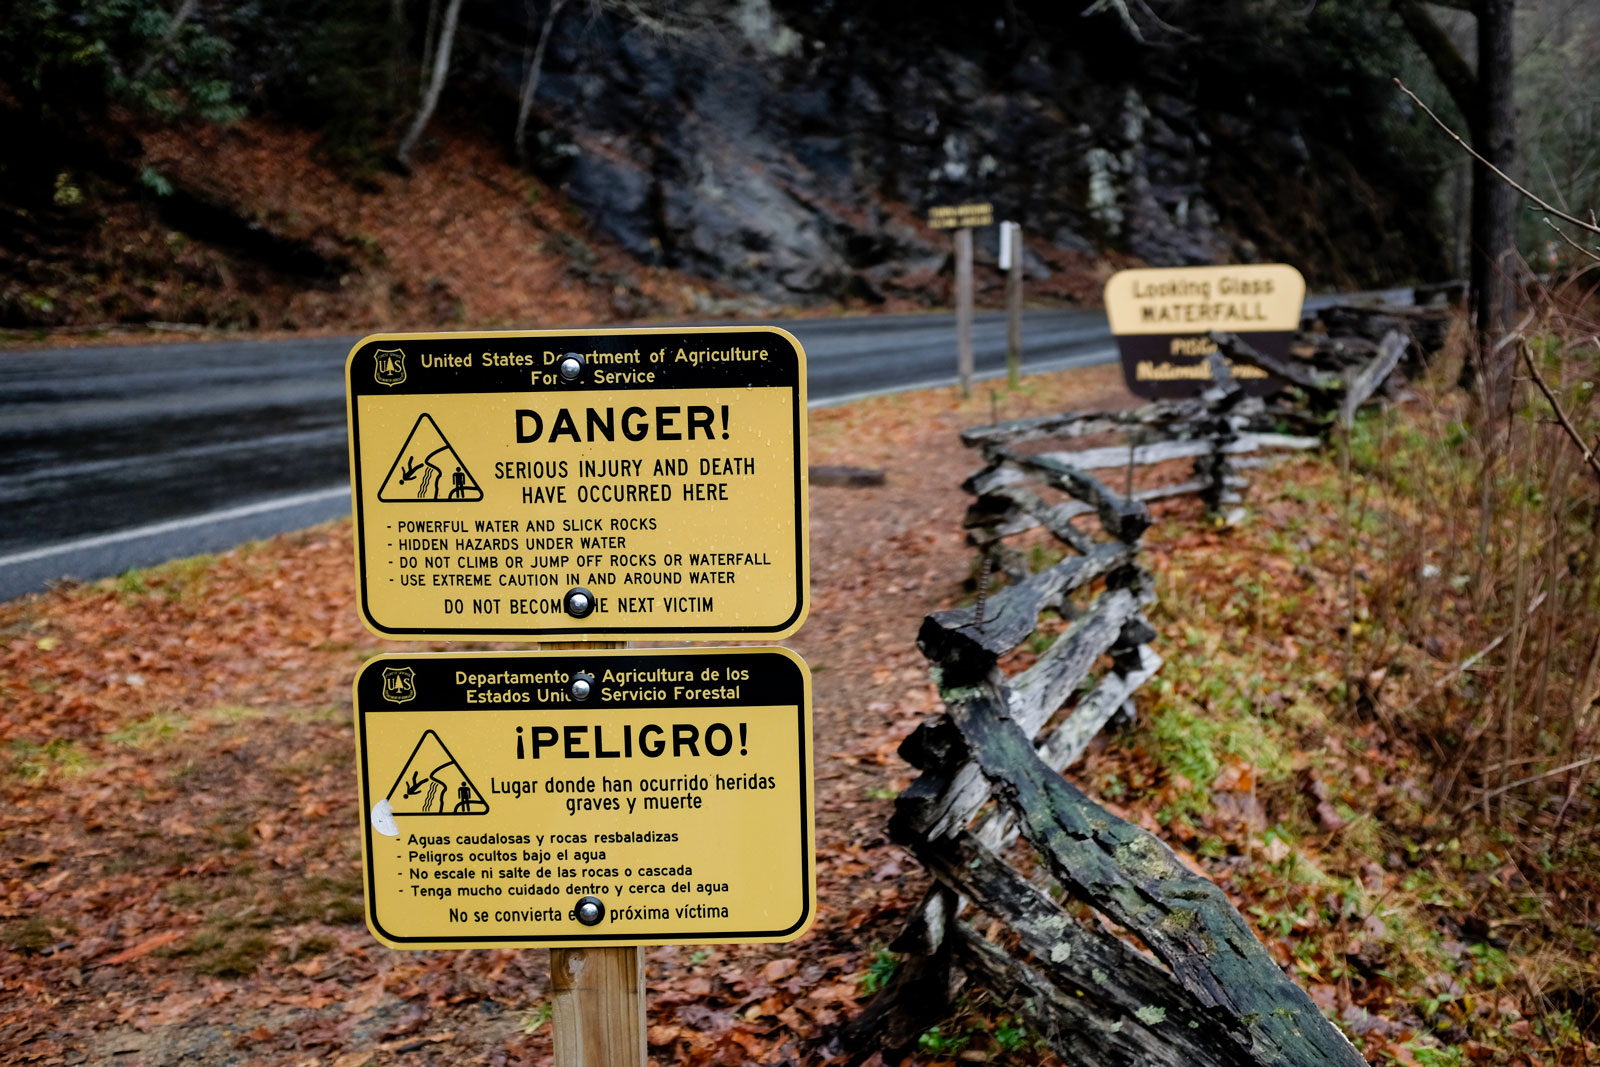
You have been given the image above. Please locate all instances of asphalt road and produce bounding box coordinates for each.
[0,294,1404,600]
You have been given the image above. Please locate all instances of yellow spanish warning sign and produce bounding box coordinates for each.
[344,327,809,642]
[354,648,814,949]
[1103,263,1306,399]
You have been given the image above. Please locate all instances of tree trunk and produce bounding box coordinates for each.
[514,0,569,164]
[397,0,464,169]
[1470,0,1518,393]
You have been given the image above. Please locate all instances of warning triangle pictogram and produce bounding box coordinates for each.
[377,413,483,503]
[386,730,490,816]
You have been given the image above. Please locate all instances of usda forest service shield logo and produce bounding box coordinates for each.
[381,666,417,703]
[374,349,407,387]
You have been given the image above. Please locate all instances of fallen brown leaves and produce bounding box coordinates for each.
[19,365,1582,1067]
[0,367,1132,1067]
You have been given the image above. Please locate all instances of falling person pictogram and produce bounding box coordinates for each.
[377,414,483,502]
[386,730,489,815]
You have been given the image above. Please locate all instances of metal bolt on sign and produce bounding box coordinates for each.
[564,587,595,618]
[570,672,594,701]
[575,896,606,926]
[557,352,586,382]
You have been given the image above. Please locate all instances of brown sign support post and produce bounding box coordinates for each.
[552,945,645,1067]
[545,638,644,1067]
[954,227,975,397]
[929,203,994,398]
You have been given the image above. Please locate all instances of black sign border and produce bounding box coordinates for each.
[345,327,808,640]
[354,648,814,947]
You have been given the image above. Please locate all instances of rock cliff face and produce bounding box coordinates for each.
[495,0,1442,305]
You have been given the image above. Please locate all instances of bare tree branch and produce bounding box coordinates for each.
[1520,340,1600,484]
[1080,0,1192,43]
[1395,77,1600,239]
[1470,753,1600,804]
[514,0,570,163]
[1543,217,1600,263]
[397,0,465,169]
[1391,0,1478,123]
[133,0,202,82]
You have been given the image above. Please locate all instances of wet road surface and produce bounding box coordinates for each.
[0,295,1401,599]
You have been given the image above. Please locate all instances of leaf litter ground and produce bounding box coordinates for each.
[1,363,1595,1066]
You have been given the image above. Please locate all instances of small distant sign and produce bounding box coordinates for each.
[998,220,1021,270]
[1103,264,1306,398]
[354,647,815,949]
[929,203,994,229]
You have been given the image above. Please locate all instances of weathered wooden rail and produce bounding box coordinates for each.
[841,317,1443,1063]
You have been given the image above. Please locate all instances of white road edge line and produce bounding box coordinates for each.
[807,345,1118,410]
[0,485,352,567]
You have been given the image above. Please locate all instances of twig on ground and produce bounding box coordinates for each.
[1467,753,1600,807]
[1400,589,1546,717]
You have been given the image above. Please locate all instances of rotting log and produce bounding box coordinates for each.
[949,928,1225,1067]
[989,450,1151,543]
[1004,590,1143,736]
[907,589,1141,841]
[1031,643,1161,774]
[810,464,888,487]
[1209,331,1344,399]
[965,484,1097,555]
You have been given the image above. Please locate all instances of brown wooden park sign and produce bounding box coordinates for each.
[1104,263,1306,398]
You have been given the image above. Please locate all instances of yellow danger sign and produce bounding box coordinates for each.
[344,328,809,642]
[354,648,815,949]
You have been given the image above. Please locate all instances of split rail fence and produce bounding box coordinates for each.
[844,307,1442,1064]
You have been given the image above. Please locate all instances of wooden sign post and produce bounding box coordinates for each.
[954,227,975,397]
[544,641,642,1067]
[552,943,645,1067]
[929,203,994,398]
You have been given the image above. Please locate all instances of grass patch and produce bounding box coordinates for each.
[274,874,365,926]
[176,931,273,977]
[6,738,96,781]
[2,916,71,954]
[103,552,220,604]
[519,1002,553,1035]
[107,712,187,749]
